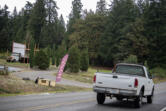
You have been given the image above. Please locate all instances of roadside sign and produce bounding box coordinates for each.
[56,54,69,82]
[12,42,26,57]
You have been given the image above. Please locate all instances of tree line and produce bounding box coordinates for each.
[0,0,166,72]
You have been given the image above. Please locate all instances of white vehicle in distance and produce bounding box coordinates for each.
[7,53,20,62]
[93,63,154,108]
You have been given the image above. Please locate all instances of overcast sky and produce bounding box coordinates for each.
[0,0,110,23]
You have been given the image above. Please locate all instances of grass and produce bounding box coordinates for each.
[61,67,112,84]
[0,75,90,96]
[0,52,10,59]
[153,77,166,84]
[150,67,166,83]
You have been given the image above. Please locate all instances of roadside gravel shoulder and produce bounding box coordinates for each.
[12,69,92,88]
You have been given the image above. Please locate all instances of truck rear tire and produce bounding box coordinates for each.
[134,91,143,108]
[97,93,105,104]
[147,88,154,104]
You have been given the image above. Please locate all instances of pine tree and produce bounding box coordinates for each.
[35,50,50,70]
[28,0,46,46]
[68,46,80,73]
[96,0,107,15]
[57,15,65,45]
[40,0,59,48]
[45,0,58,23]
[56,41,67,67]
[13,7,17,17]
[0,5,11,51]
[146,0,166,68]
[29,38,35,68]
[80,49,89,71]
[52,44,56,65]
[67,0,83,34]
[100,0,138,65]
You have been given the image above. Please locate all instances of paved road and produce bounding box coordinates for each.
[0,83,166,111]
[12,70,92,88]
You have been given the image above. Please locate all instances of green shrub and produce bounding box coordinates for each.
[35,50,50,70]
[68,46,80,73]
[80,49,89,71]
[123,55,138,64]
[150,67,166,78]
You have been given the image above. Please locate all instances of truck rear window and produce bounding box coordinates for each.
[115,65,145,77]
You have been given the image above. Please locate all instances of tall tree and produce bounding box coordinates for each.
[45,0,58,23]
[0,5,11,51]
[40,0,59,48]
[67,0,83,34]
[57,15,65,45]
[69,12,107,65]
[99,0,138,66]
[96,0,107,15]
[145,0,166,68]
[28,0,46,46]
[13,7,17,17]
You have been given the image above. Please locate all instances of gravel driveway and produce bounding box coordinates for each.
[12,69,92,88]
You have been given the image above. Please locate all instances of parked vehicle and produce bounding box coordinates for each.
[6,53,20,62]
[93,63,154,108]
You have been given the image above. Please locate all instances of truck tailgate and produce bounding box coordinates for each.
[95,73,135,90]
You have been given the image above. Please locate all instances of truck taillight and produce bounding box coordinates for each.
[93,75,96,83]
[134,78,138,88]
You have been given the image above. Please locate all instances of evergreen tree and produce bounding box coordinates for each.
[67,0,83,34]
[123,55,138,64]
[13,7,17,17]
[80,49,89,71]
[45,0,58,23]
[100,0,138,66]
[28,0,46,46]
[29,38,35,68]
[57,15,65,45]
[56,41,67,67]
[52,44,56,65]
[40,0,59,48]
[146,0,166,68]
[96,0,107,15]
[35,50,50,70]
[126,18,149,64]
[68,46,80,73]
[0,5,11,51]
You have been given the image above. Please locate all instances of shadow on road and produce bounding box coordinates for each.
[103,100,147,109]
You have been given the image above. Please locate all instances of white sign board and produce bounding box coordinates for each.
[12,42,26,57]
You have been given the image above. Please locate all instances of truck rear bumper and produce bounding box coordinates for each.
[93,86,137,96]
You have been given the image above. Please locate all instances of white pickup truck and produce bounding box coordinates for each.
[93,63,154,108]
